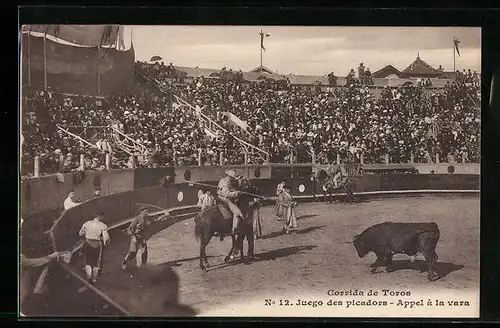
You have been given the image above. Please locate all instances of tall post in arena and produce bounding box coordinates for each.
[453,36,456,72]
[33,155,40,178]
[59,154,64,171]
[80,154,85,171]
[27,26,32,86]
[43,26,48,91]
[105,153,111,170]
[244,147,249,165]
[259,30,270,75]
[453,37,460,72]
[97,44,101,95]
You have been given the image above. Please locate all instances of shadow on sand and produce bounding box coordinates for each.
[297,214,318,221]
[294,225,326,235]
[260,225,325,240]
[206,245,318,271]
[390,260,464,280]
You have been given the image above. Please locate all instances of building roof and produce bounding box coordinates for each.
[438,71,456,79]
[175,66,221,78]
[284,74,329,85]
[371,65,402,79]
[401,54,441,77]
[250,65,276,74]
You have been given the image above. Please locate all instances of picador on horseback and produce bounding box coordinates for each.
[194,171,261,271]
[217,170,244,238]
[322,162,357,203]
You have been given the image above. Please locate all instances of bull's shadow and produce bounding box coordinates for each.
[389,260,464,279]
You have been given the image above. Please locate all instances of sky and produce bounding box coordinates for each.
[128,26,481,76]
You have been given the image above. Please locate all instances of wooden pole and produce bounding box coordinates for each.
[435,153,440,164]
[34,155,40,177]
[259,30,263,75]
[336,153,341,165]
[80,154,85,171]
[129,155,135,168]
[219,151,224,166]
[410,152,415,164]
[59,154,64,172]
[360,153,364,164]
[97,45,101,96]
[385,154,390,164]
[27,29,31,86]
[453,37,456,72]
[43,28,47,91]
[105,153,111,170]
[198,148,202,166]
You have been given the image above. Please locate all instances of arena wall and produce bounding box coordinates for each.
[21,169,135,218]
[21,164,479,216]
[49,173,480,253]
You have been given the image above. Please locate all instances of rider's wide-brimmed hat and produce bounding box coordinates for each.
[225,170,238,178]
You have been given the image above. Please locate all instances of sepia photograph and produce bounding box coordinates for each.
[19,25,480,318]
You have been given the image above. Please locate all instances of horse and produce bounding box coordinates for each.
[225,178,262,263]
[194,178,260,272]
[322,173,355,203]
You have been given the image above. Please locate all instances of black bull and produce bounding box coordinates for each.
[350,222,440,281]
[194,180,261,271]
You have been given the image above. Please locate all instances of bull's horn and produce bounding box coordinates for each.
[352,234,359,242]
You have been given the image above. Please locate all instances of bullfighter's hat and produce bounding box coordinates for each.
[225,170,238,178]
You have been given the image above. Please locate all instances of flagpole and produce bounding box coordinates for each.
[453,37,456,72]
[260,30,263,76]
[43,26,47,91]
[27,28,31,87]
[97,44,101,95]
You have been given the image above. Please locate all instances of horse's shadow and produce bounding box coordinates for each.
[294,225,326,234]
[154,255,220,272]
[255,245,318,262]
[260,225,325,240]
[297,214,318,221]
[260,230,284,240]
[206,245,318,271]
[389,260,464,280]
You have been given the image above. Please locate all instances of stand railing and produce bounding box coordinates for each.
[174,95,270,164]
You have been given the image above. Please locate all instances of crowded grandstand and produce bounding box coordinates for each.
[21,25,481,178]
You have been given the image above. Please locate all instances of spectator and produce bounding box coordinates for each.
[64,190,80,210]
[21,61,480,174]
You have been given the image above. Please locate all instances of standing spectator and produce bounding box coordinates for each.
[93,188,102,198]
[63,190,80,210]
